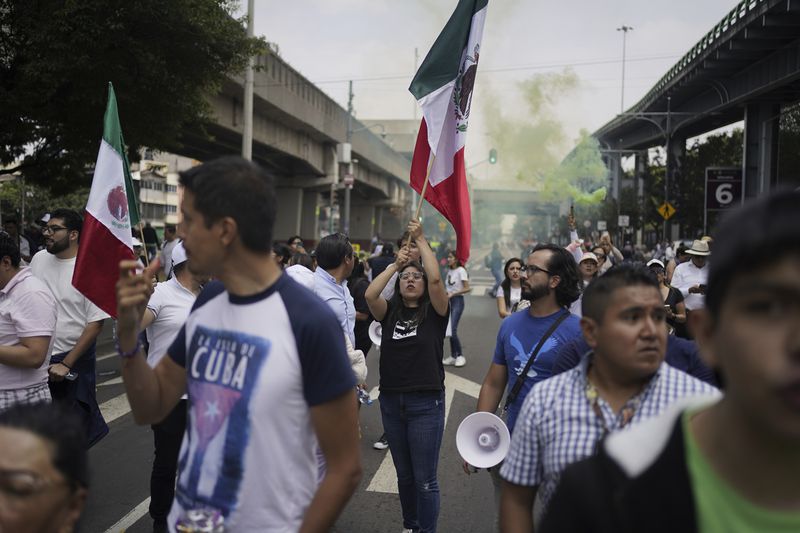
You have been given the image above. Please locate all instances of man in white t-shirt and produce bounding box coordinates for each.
[139,242,207,532]
[0,232,56,408]
[116,157,361,531]
[30,209,109,446]
[671,239,710,313]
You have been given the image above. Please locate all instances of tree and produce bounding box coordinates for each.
[778,102,800,184]
[642,129,743,238]
[1,0,263,193]
[0,179,90,223]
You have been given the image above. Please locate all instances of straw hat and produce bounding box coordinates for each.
[685,239,711,256]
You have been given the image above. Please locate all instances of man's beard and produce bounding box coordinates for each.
[46,237,70,255]
[521,282,550,303]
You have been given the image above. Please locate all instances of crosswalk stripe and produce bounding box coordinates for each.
[98,376,123,387]
[104,497,150,533]
[99,393,131,424]
[366,371,481,494]
[97,352,116,362]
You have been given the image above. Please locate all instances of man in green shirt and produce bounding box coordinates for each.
[537,189,800,533]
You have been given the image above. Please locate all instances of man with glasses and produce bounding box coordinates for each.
[499,264,717,532]
[466,244,582,532]
[29,209,109,446]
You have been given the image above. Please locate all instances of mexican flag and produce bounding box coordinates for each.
[409,0,488,264]
[73,83,139,318]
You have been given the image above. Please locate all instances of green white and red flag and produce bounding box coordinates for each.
[73,83,140,318]
[409,0,488,264]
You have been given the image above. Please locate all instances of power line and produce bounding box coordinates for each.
[309,53,681,85]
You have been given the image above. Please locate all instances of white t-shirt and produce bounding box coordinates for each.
[496,285,522,309]
[29,251,109,355]
[0,269,56,390]
[166,276,355,531]
[285,264,314,290]
[446,266,469,295]
[146,277,196,368]
[671,260,709,310]
[161,239,178,277]
[380,271,398,301]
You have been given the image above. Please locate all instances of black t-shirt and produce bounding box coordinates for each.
[379,300,449,393]
[664,286,688,338]
[349,277,373,351]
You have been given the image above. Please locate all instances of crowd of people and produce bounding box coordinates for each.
[0,155,797,532]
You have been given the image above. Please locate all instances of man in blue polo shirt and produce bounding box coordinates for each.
[116,157,361,532]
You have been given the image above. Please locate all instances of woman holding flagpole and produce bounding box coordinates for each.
[365,219,450,533]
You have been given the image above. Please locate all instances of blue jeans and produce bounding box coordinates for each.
[380,390,445,533]
[449,295,465,357]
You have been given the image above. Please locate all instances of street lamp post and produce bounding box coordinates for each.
[342,81,354,235]
[241,0,255,161]
[617,25,633,113]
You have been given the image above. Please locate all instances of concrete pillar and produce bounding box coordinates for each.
[274,188,303,241]
[374,208,384,237]
[348,204,375,242]
[743,102,780,198]
[379,207,403,240]
[666,136,686,239]
[300,190,319,243]
[634,151,647,245]
[607,152,622,201]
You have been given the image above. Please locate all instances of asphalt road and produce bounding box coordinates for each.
[80,262,505,533]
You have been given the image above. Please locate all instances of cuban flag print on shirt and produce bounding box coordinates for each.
[166,276,355,531]
[180,328,270,511]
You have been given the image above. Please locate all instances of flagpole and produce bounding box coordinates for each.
[138,225,150,267]
[407,154,435,249]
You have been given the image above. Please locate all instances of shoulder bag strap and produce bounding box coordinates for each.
[503,310,571,414]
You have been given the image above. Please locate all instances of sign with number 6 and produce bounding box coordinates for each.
[705,167,743,233]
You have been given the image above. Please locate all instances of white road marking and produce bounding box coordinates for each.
[366,371,481,494]
[98,376,123,387]
[103,497,150,533]
[99,393,131,425]
[97,352,116,362]
[98,373,477,525]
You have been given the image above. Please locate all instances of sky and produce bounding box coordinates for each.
[240,0,740,172]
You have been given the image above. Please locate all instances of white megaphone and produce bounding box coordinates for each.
[368,321,382,347]
[456,412,511,469]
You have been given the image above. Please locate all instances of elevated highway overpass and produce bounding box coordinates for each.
[177,50,413,244]
[594,0,800,230]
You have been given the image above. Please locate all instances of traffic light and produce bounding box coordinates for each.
[488,148,497,164]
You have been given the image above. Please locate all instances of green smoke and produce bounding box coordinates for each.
[543,132,607,205]
[485,69,607,205]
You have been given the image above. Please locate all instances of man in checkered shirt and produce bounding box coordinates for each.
[499,264,719,532]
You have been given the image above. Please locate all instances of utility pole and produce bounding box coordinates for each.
[343,80,354,235]
[617,25,633,113]
[664,96,672,242]
[241,0,255,160]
